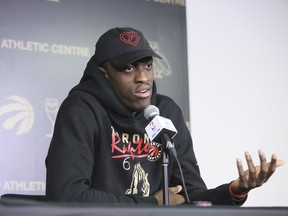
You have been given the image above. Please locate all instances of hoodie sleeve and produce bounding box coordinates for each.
[45,93,157,204]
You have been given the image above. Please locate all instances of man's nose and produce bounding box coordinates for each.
[135,66,149,82]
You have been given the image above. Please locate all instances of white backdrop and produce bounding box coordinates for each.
[187,0,288,206]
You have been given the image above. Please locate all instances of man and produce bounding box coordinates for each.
[45,27,284,205]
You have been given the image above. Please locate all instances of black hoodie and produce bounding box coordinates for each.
[45,55,246,205]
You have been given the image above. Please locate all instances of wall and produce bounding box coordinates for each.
[187,0,288,206]
[0,0,188,197]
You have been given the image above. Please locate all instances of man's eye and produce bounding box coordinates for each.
[125,66,134,72]
[146,63,153,70]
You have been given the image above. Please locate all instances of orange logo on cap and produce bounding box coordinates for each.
[119,31,140,46]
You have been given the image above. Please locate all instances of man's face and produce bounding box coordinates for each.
[100,57,154,111]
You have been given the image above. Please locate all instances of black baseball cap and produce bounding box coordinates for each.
[94,27,162,70]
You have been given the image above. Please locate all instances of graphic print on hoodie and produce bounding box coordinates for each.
[110,125,163,197]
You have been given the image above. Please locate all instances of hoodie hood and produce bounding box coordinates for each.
[70,55,157,119]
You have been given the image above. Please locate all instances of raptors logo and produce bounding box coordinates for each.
[147,142,162,162]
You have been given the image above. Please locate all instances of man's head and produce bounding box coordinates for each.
[94,27,161,70]
[95,27,162,111]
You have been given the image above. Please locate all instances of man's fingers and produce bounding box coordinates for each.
[264,153,278,180]
[237,158,245,178]
[245,151,258,187]
[232,151,284,196]
[259,149,268,172]
[276,158,285,167]
[169,186,185,205]
[169,185,182,194]
[236,158,248,189]
[258,149,268,184]
[242,151,284,188]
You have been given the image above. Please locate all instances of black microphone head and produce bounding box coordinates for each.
[144,105,159,120]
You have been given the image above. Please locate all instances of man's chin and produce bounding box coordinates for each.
[130,101,150,112]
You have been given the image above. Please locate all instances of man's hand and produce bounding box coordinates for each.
[154,185,185,205]
[230,149,285,195]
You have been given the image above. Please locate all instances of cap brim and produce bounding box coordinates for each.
[108,49,162,71]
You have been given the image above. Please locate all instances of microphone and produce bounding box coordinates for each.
[145,105,191,204]
[144,105,178,154]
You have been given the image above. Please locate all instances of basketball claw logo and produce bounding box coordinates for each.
[0,96,34,135]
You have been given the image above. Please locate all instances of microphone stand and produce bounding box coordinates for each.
[161,134,172,206]
[162,147,169,206]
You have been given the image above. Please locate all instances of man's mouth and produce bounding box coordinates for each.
[135,86,151,98]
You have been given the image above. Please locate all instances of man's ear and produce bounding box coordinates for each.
[98,66,108,79]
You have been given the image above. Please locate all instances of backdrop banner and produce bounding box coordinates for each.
[0,0,188,196]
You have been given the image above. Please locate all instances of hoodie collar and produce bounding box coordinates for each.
[71,55,157,118]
